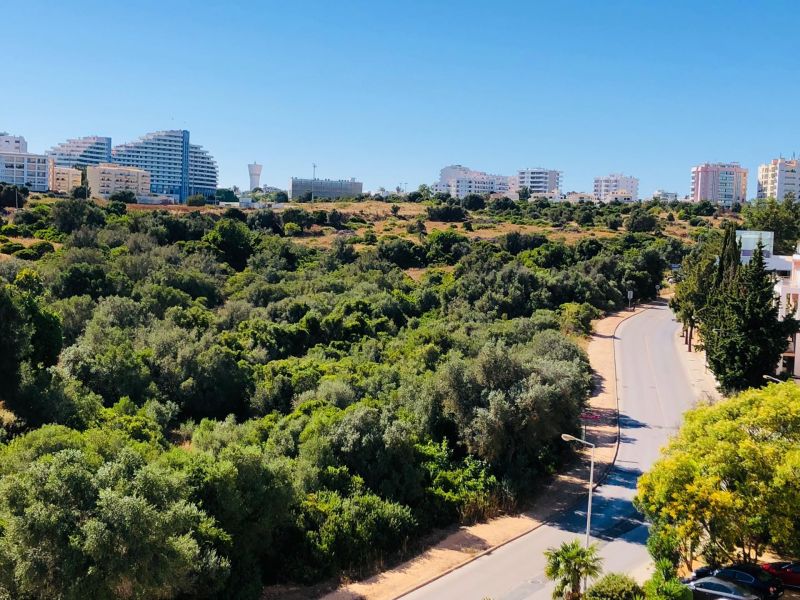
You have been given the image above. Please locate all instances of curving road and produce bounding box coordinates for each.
[402,303,697,600]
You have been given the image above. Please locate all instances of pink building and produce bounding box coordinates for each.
[690,162,748,208]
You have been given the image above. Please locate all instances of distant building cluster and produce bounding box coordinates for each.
[0,130,218,203]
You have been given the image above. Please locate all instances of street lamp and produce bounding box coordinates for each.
[561,433,596,549]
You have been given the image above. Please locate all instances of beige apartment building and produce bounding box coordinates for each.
[87,163,150,199]
[49,164,82,194]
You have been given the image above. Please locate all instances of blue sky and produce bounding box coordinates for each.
[4,0,799,196]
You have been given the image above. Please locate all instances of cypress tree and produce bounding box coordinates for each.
[703,242,798,393]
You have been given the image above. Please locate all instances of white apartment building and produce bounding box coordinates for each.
[47,136,112,168]
[653,189,678,202]
[49,164,82,194]
[690,162,748,208]
[0,134,27,153]
[433,164,512,199]
[111,130,217,201]
[517,168,561,195]
[593,173,639,202]
[87,163,151,199]
[0,135,50,192]
[757,158,800,201]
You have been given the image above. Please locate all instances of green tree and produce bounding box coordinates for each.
[742,194,800,254]
[108,190,137,204]
[203,218,253,270]
[699,241,798,393]
[544,540,602,600]
[636,382,800,567]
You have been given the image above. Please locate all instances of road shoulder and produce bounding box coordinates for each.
[318,305,650,600]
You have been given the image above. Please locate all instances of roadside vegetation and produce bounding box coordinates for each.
[0,192,699,598]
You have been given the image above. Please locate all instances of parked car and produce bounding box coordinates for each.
[687,576,760,599]
[761,562,800,589]
[714,564,784,599]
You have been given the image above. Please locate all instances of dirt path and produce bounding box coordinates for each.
[317,305,651,600]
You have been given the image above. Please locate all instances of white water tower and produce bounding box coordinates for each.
[248,162,262,191]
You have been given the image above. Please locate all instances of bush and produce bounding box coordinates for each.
[427,204,467,222]
[1,242,25,255]
[186,194,207,206]
[560,302,601,335]
[284,222,302,236]
[585,573,643,600]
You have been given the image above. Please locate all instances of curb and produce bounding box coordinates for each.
[390,304,652,600]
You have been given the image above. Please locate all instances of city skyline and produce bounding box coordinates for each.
[5,1,800,196]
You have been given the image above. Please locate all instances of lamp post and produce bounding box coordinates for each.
[311,163,317,202]
[561,433,595,549]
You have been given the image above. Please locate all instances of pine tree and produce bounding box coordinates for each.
[702,242,798,393]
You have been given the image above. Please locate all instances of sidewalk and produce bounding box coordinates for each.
[672,329,721,403]
[318,305,650,600]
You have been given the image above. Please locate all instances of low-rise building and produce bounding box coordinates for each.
[288,177,362,200]
[652,189,678,202]
[87,163,151,199]
[565,192,598,203]
[49,164,82,194]
[432,164,512,199]
[0,134,50,192]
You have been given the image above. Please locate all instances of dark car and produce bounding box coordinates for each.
[761,563,800,589]
[714,565,784,599]
[687,576,760,599]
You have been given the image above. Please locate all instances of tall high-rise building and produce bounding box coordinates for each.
[188,144,218,198]
[690,162,748,207]
[46,136,112,168]
[248,162,263,191]
[432,165,512,199]
[111,130,217,201]
[593,173,639,202]
[0,134,50,192]
[757,158,799,201]
[516,168,561,196]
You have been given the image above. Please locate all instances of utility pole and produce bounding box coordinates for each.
[312,163,317,202]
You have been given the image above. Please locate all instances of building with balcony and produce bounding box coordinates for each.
[516,168,561,196]
[49,164,82,194]
[690,162,748,208]
[111,130,217,202]
[757,158,800,201]
[188,144,218,197]
[86,163,151,199]
[652,189,678,202]
[593,173,639,202]
[0,134,50,192]
[288,177,362,200]
[46,136,112,168]
[0,133,27,153]
[432,164,513,199]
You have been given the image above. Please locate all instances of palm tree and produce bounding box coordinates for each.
[544,539,602,600]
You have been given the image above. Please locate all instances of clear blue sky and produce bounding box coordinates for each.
[5,0,799,197]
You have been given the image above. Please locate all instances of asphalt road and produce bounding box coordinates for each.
[403,303,697,600]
